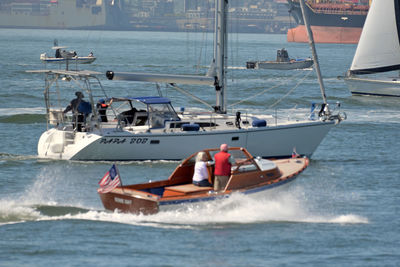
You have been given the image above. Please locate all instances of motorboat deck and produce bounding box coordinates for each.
[98,147,309,214]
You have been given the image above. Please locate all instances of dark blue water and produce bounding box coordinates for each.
[0,29,399,266]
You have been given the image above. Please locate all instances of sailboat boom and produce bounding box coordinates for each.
[106,71,215,86]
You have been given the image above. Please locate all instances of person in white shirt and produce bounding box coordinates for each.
[192,152,213,187]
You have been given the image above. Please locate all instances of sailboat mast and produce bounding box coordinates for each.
[299,0,327,105]
[214,0,228,114]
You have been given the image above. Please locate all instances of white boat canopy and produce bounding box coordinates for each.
[27,69,102,76]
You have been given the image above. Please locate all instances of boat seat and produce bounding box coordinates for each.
[133,112,147,126]
[163,184,212,197]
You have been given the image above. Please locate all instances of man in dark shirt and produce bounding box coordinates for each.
[64,91,86,131]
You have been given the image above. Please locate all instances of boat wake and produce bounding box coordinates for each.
[143,189,369,227]
[0,107,46,124]
[0,107,45,116]
[0,152,37,162]
[0,199,91,226]
[0,185,368,228]
[0,114,46,124]
[0,159,367,228]
[344,109,400,124]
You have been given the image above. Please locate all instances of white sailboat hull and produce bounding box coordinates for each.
[38,120,335,161]
[344,76,400,97]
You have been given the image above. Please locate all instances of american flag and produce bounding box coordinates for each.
[292,147,299,158]
[97,164,121,193]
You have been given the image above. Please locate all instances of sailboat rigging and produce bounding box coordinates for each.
[28,0,345,161]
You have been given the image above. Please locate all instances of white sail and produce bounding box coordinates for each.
[349,0,400,74]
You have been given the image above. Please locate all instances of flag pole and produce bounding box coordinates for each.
[115,163,125,193]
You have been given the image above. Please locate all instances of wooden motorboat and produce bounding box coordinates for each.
[98,147,309,215]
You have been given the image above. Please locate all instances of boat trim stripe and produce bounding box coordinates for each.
[99,121,335,139]
[349,64,400,75]
[158,176,297,206]
[351,91,400,97]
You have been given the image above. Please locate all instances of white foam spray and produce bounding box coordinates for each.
[0,168,368,228]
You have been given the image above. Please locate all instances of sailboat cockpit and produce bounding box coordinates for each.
[104,97,181,129]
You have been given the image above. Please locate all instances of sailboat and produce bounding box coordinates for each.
[344,0,400,97]
[28,0,345,161]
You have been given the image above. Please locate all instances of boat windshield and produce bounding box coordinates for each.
[209,149,257,172]
[229,149,248,162]
[209,149,247,165]
[148,103,180,128]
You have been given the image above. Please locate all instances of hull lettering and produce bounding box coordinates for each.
[114,197,132,205]
[100,138,148,145]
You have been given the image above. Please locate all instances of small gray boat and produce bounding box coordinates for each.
[247,48,313,70]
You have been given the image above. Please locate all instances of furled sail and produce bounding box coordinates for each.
[349,0,400,75]
[106,71,215,86]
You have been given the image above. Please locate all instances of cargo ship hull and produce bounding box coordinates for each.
[287,25,362,44]
[286,0,369,44]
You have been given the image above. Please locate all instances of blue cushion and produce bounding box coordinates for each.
[252,119,266,127]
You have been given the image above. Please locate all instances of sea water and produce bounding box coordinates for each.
[0,29,399,266]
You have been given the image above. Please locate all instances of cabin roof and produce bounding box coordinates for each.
[113,96,172,105]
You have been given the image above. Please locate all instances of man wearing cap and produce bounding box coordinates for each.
[213,144,235,191]
[64,91,86,131]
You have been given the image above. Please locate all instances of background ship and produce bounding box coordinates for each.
[0,0,125,30]
[0,0,294,34]
[287,0,370,44]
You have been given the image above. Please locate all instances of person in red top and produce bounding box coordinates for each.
[213,144,235,191]
[96,98,113,122]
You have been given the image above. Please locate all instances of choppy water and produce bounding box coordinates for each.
[0,29,399,266]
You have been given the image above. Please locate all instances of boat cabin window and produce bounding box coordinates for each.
[168,122,218,129]
[107,98,179,128]
[148,103,180,128]
[112,100,148,126]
